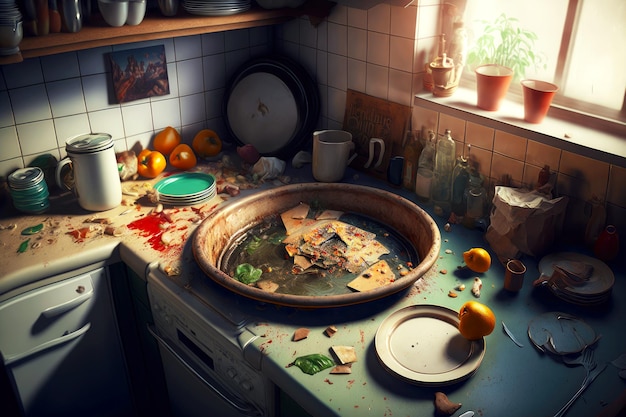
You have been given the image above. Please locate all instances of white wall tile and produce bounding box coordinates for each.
[47,78,87,118]
[367,4,390,34]
[202,32,226,56]
[225,29,250,51]
[347,58,366,92]
[328,5,348,25]
[125,131,153,154]
[88,108,125,140]
[316,50,328,86]
[122,102,154,136]
[347,27,367,61]
[0,158,23,178]
[365,63,389,99]
[83,73,116,111]
[0,126,21,160]
[174,35,203,61]
[389,35,413,72]
[327,87,347,124]
[77,46,113,75]
[299,18,317,48]
[347,7,367,29]
[0,70,6,91]
[151,98,181,131]
[250,26,270,47]
[54,114,92,151]
[16,119,56,155]
[299,46,318,82]
[177,57,204,96]
[417,4,441,39]
[3,58,43,88]
[204,89,223,120]
[316,20,328,51]
[41,52,80,81]
[327,23,348,56]
[203,54,226,91]
[10,85,51,124]
[225,49,251,79]
[180,93,206,126]
[391,4,417,38]
[367,32,389,67]
[327,53,347,90]
[388,69,412,106]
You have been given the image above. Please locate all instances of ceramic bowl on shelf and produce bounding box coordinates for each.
[98,0,129,27]
[126,0,146,25]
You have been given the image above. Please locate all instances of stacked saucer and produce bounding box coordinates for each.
[153,172,216,206]
[8,167,50,213]
[538,252,614,306]
[182,0,250,16]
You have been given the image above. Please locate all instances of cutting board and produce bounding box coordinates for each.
[342,90,412,179]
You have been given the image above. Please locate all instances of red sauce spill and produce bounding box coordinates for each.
[127,214,168,252]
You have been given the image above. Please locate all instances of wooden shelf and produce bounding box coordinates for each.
[1,1,334,65]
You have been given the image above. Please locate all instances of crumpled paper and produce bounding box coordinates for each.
[252,157,286,180]
[485,186,569,261]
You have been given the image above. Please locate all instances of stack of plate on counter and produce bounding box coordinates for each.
[537,252,614,306]
[153,172,216,206]
[182,0,250,16]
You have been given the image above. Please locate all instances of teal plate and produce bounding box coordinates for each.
[154,173,216,198]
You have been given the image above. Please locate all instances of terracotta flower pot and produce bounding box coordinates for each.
[475,64,514,111]
[521,79,558,123]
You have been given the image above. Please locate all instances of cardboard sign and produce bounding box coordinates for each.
[342,89,411,179]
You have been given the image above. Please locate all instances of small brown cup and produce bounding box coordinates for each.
[504,259,526,292]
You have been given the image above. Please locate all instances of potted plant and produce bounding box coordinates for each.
[467,13,546,111]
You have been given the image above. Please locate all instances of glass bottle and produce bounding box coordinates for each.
[463,169,487,229]
[431,129,456,215]
[402,130,422,191]
[451,154,470,216]
[414,130,436,202]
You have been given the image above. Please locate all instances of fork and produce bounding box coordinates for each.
[553,359,606,417]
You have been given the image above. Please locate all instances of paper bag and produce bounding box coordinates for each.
[485,186,569,261]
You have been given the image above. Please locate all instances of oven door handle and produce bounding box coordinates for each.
[147,324,263,417]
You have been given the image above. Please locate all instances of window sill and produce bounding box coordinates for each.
[415,88,626,168]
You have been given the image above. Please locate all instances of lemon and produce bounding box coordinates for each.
[458,301,496,340]
[463,247,491,273]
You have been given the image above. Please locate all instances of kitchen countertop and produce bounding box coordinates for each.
[0,156,624,417]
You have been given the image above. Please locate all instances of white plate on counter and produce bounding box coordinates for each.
[375,304,485,386]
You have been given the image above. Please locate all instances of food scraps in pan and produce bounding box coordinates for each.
[325,325,338,337]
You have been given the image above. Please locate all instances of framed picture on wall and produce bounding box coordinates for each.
[110,45,170,103]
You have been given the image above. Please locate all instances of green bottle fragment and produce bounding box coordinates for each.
[21,223,44,235]
[293,354,335,375]
[18,239,30,253]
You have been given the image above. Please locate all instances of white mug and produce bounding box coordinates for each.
[312,130,356,182]
[56,133,122,211]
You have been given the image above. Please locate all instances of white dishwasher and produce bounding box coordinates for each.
[0,266,134,417]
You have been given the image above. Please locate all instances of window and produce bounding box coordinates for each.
[450,0,626,123]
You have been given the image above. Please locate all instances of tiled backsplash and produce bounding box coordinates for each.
[1,3,624,245]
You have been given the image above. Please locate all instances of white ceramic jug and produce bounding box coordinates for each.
[55,133,122,211]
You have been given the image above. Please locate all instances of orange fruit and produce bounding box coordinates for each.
[458,301,496,340]
[463,247,491,273]
[153,126,181,156]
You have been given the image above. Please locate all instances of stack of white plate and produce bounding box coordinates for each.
[8,167,50,213]
[538,252,614,306]
[153,172,216,206]
[182,0,250,16]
